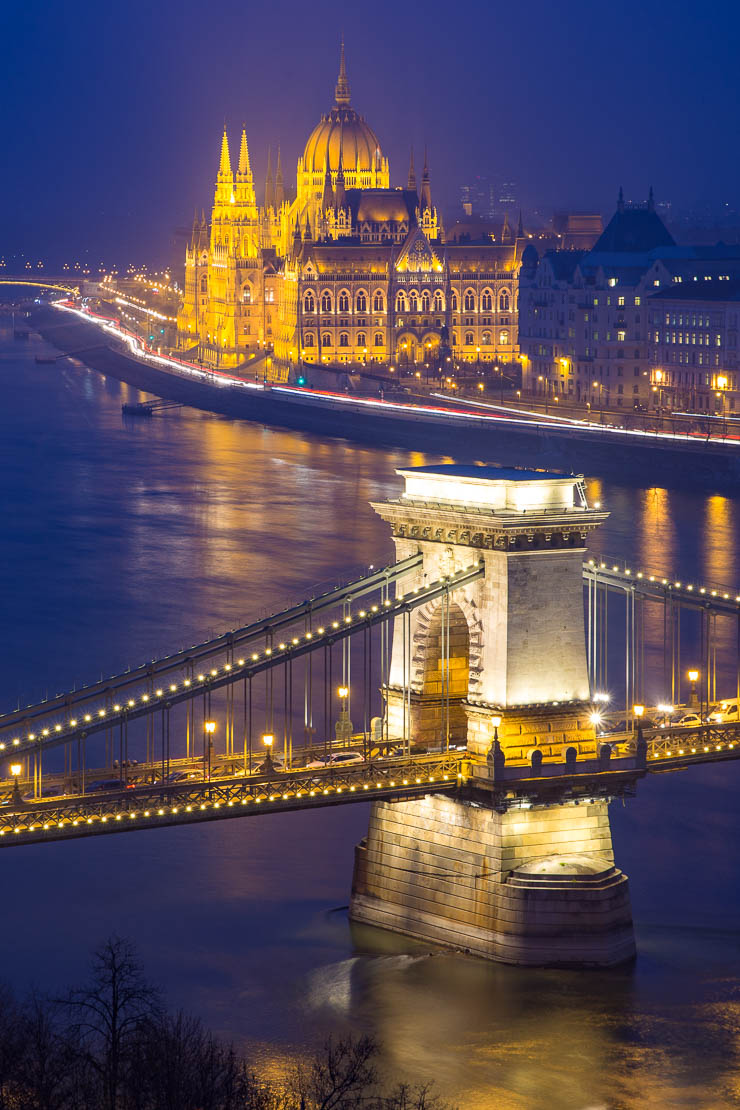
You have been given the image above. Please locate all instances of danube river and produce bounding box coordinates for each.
[2,321,740,1109]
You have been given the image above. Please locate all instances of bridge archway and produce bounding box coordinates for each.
[417,599,470,745]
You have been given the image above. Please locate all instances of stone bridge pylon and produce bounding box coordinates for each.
[351,465,637,967]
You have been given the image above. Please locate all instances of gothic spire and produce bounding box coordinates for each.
[322,158,334,211]
[304,212,313,242]
[218,128,232,180]
[517,208,524,238]
[420,146,432,210]
[407,147,417,193]
[617,185,625,213]
[501,211,511,242]
[237,127,252,180]
[334,143,346,211]
[335,35,351,105]
[264,147,274,210]
[648,184,655,212]
[275,145,285,208]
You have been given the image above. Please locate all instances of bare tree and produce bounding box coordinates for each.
[297,1034,379,1110]
[57,937,160,1110]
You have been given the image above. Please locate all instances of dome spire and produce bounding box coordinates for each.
[335,34,351,105]
[237,126,251,180]
[264,147,274,210]
[420,146,432,210]
[407,147,417,193]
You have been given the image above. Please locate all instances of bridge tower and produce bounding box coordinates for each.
[351,465,637,967]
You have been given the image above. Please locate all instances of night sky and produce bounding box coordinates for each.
[2,0,739,267]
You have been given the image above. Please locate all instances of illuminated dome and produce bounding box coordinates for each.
[302,44,382,174]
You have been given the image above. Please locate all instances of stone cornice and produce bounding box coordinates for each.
[371,499,608,550]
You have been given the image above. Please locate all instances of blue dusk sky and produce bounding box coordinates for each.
[1,0,738,266]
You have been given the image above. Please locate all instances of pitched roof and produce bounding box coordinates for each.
[649,280,740,302]
[592,205,675,253]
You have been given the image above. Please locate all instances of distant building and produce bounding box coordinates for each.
[518,189,740,411]
[177,47,527,372]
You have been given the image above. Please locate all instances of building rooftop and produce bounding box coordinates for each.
[401,464,575,482]
[649,279,740,302]
[592,203,675,253]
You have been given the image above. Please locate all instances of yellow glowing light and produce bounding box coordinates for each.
[204,721,216,734]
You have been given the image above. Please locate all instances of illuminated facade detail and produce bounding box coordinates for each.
[177,46,526,370]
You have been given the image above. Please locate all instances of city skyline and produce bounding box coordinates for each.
[2,0,740,265]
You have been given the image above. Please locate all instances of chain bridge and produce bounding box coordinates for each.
[3,464,740,967]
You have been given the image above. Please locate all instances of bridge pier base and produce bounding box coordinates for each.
[350,793,635,967]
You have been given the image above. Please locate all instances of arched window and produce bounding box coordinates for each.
[465,331,474,346]
[321,332,331,347]
[433,290,444,312]
[356,290,367,313]
[421,291,431,312]
[464,289,475,312]
[452,332,459,345]
[499,290,510,312]
[373,290,384,313]
[304,333,315,347]
[409,291,418,313]
[200,276,208,293]
[357,332,366,347]
[241,284,252,305]
[451,291,458,312]
[499,329,510,345]
[339,332,349,347]
[395,291,408,312]
[374,332,383,346]
[321,291,332,314]
[303,291,315,313]
[481,289,493,312]
[482,331,491,344]
[338,290,350,313]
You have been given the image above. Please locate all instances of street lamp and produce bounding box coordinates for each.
[688,669,699,707]
[262,732,275,773]
[491,715,501,742]
[204,720,216,780]
[9,762,22,806]
[633,705,644,732]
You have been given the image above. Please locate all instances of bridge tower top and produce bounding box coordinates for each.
[373,465,608,757]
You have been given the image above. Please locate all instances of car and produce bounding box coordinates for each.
[671,712,704,728]
[709,699,740,723]
[91,779,127,792]
[22,784,70,803]
[306,751,364,769]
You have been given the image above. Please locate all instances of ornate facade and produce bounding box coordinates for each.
[177,46,527,373]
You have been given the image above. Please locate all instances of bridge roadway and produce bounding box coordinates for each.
[0,751,463,847]
[0,552,446,757]
[3,719,740,849]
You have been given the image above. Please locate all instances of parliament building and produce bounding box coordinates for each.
[177,46,528,374]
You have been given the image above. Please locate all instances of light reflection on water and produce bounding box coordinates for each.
[2,324,740,1107]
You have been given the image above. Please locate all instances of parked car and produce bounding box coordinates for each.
[306,751,364,769]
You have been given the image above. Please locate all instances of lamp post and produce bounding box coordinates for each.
[336,686,352,744]
[688,669,699,708]
[204,720,216,781]
[9,762,22,807]
[633,703,644,734]
[491,715,501,743]
[262,733,275,774]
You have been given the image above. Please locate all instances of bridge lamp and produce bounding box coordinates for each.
[633,705,645,719]
[205,721,216,735]
[687,669,700,706]
[338,686,349,700]
[9,763,22,805]
[9,763,22,778]
[589,712,602,727]
[491,715,501,742]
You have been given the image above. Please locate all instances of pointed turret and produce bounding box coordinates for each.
[617,185,625,214]
[501,212,511,243]
[420,146,432,211]
[218,128,232,180]
[304,213,313,242]
[334,144,346,211]
[648,185,655,212]
[264,147,274,210]
[322,159,334,211]
[407,148,417,193]
[517,209,524,238]
[190,210,199,249]
[335,35,351,105]
[275,146,285,208]
[237,127,252,180]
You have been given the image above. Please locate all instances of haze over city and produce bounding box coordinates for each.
[3,0,740,265]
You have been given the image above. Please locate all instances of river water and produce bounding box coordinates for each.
[2,318,740,1108]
